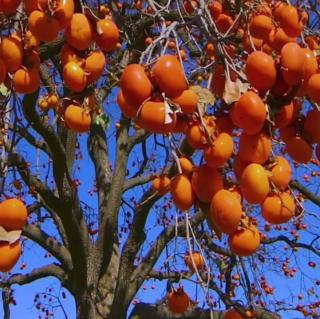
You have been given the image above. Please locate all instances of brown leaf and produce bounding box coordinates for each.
[189,85,215,105]
[223,79,249,104]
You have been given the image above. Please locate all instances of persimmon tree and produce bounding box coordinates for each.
[1,0,320,318]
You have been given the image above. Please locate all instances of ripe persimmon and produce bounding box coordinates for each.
[0,35,23,72]
[239,131,272,164]
[65,13,93,50]
[286,136,312,163]
[170,174,195,211]
[179,157,193,177]
[171,89,198,114]
[224,309,245,319]
[120,64,152,108]
[138,101,176,134]
[215,14,233,33]
[204,132,234,167]
[304,109,320,143]
[167,288,190,314]
[63,61,87,92]
[117,89,137,118]
[240,163,270,204]
[210,189,242,234]
[245,51,276,93]
[95,18,120,52]
[307,73,320,104]
[152,55,187,97]
[269,156,292,190]
[0,0,21,13]
[186,118,215,149]
[230,91,266,135]
[262,192,295,224]
[233,154,248,181]
[249,14,273,40]
[274,100,301,128]
[64,104,91,133]
[281,42,305,85]
[191,164,223,203]
[0,59,6,84]
[0,241,22,272]
[152,175,170,195]
[12,68,40,94]
[28,10,60,43]
[228,224,260,256]
[184,252,204,271]
[0,198,28,231]
[84,50,106,84]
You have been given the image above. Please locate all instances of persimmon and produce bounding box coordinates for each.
[304,109,320,143]
[0,198,28,231]
[275,4,303,37]
[279,125,297,143]
[167,288,190,314]
[84,50,106,84]
[245,51,276,92]
[171,89,198,114]
[228,224,260,256]
[117,89,137,118]
[274,100,301,128]
[12,68,40,94]
[302,48,318,81]
[230,91,266,135]
[179,157,193,177]
[0,241,22,272]
[95,18,120,52]
[204,132,234,167]
[286,136,312,163]
[53,0,75,28]
[191,164,223,203]
[233,154,248,181]
[138,101,176,134]
[0,0,20,13]
[0,35,23,72]
[269,156,292,190]
[24,30,40,51]
[184,252,204,271]
[281,43,306,85]
[239,131,272,164]
[28,10,60,43]
[224,309,245,319]
[152,175,170,195]
[307,73,320,104]
[64,104,91,133]
[249,14,273,40]
[242,32,263,53]
[152,55,187,97]
[262,192,295,224]
[210,189,242,234]
[170,174,195,211]
[65,13,93,50]
[24,50,40,71]
[60,44,80,66]
[120,64,152,108]
[24,0,47,14]
[208,1,223,20]
[0,59,6,84]
[186,118,215,149]
[271,69,291,98]
[215,14,233,33]
[63,61,87,92]
[240,163,270,204]
[269,28,297,52]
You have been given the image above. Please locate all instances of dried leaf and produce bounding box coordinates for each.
[189,85,215,105]
[0,84,9,97]
[223,79,249,104]
[164,100,174,124]
[0,225,21,244]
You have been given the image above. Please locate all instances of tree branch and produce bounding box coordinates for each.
[290,180,320,207]
[22,224,73,272]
